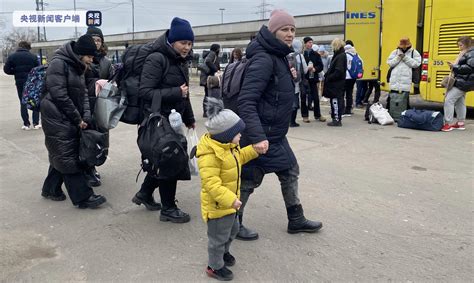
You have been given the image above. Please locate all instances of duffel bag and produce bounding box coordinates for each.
[398,109,444,131]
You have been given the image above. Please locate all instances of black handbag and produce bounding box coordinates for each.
[79,129,109,167]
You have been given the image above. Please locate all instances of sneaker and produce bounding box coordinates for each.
[453,122,465,131]
[302,117,310,123]
[441,124,453,132]
[342,113,352,118]
[327,120,342,127]
[320,97,329,102]
[289,122,300,128]
[21,125,31,131]
[33,124,42,130]
[206,266,233,281]
[315,116,327,122]
[223,252,236,267]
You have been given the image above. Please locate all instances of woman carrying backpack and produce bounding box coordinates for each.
[132,17,196,223]
[40,34,107,209]
[84,26,113,187]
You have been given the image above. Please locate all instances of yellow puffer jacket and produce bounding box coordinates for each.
[197,133,258,222]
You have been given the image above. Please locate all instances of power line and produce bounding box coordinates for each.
[255,0,272,20]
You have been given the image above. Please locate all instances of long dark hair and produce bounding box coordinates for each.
[229,48,243,63]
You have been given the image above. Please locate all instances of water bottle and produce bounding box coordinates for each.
[169,109,184,136]
[308,61,314,79]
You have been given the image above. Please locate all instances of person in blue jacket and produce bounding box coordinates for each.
[3,41,40,130]
[236,9,323,241]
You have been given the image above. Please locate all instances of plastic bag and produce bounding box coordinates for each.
[94,80,126,130]
[186,129,199,176]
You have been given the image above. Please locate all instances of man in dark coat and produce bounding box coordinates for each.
[132,17,196,223]
[236,10,323,241]
[323,38,347,126]
[3,41,40,129]
[40,34,106,209]
[200,43,221,117]
[302,36,326,122]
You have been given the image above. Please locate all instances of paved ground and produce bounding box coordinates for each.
[1,69,473,282]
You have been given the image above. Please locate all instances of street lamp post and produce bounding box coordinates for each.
[219,8,225,24]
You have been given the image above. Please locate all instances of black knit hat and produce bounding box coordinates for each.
[303,36,313,44]
[210,43,221,52]
[86,26,104,41]
[73,34,98,56]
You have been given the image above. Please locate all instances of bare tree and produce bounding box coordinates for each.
[1,28,37,61]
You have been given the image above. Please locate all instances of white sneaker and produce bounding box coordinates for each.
[320,97,329,102]
[33,124,42,130]
[21,125,31,131]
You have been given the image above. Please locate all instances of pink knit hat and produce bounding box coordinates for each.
[268,9,295,33]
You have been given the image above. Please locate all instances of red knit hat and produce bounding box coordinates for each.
[268,9,295,33]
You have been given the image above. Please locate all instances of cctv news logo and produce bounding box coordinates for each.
[13,10,101,27]
[346,11,376,19]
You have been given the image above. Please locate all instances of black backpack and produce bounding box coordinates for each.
[118,42,169,124]
[79,129,109,167]
[137,94,190,180]
[221,56,278,114]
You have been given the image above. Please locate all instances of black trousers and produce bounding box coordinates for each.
[203,87,209,114]
[330,96,344,122]
[139,173,178,208]
[16,84,39,126]
[306,79,322,118]
[42,165,93,205]
[343,79,356,113]
[363,80,381,103]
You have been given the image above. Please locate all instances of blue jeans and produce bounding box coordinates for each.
[355,80,368,106]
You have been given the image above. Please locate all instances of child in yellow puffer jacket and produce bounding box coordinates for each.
[197,98,258,281]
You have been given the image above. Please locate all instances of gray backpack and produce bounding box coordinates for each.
[221,58,250,113]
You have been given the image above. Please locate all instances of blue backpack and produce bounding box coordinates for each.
[348,53,363,79]
[21,65,48,110]
[22,63,68,110]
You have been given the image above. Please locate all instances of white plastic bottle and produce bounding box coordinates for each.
[169,109,184,136]
[308,61,314,79]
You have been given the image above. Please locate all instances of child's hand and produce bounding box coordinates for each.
[232,199,242,210]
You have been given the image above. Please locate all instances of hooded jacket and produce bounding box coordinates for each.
[344,45,363,79]
[197,134,258,222]
[238,25,297,173]
[453,47,474,92]
[139,31,195,127]
[41,41,91,174]
[387,47,421,92]
[199,50,220,86]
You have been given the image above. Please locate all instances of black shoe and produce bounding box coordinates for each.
[327,120,342,127]
[77,194,106,209]
[85,171,101,187]
[223,252,236,267]
[287,204,323,234]
[41,191,66,201]
[206,266,233,281]
[132,192,161,211]
[160,206,190,223]
[236,225,259,241]
[289,122,300,128]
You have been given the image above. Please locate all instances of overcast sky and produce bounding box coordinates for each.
[0,0,344,41]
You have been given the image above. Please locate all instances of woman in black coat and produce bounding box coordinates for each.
[323,38,347,126]
[132,17,195,223]
[200,43,220,117]
[84,27,113,187]
[40,35,106,209]
[235,10,322,241]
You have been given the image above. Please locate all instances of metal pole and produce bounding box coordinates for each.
[73,0,77,38]
[219,8,225,24]
[131,0,135,43]
[36,0,41,41]
[40,0,46,41]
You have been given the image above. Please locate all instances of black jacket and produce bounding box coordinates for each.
[3,48,39,87]
[41,41,91,174]
[139,31,195,127]
[303,48,323,81]
[323,48,347,99]
[199,50,220,86]
[453,47,474,92]
[238,25,297,173]
[85,54,113,112]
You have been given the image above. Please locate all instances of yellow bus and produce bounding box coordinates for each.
[345,0,474,106]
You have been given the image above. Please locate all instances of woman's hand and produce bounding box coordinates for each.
[180,84,189,97]
[79,121,88,129]
[253,140,269,154]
